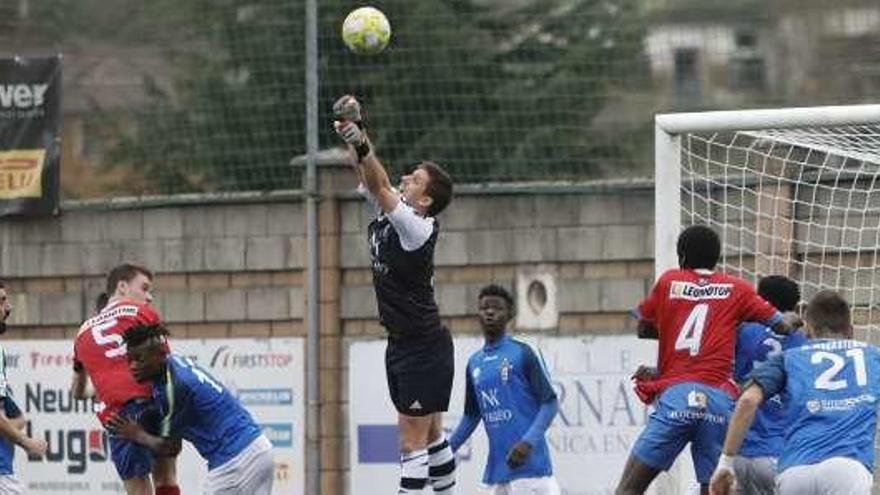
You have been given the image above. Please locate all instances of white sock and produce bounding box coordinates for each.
[427,436,456,494]
[398,449,429,494]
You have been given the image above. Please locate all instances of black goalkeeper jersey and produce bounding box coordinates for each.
[367,214,442,337]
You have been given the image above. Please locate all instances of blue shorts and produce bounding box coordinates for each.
[631,382,734,484]
[109,400,161,480]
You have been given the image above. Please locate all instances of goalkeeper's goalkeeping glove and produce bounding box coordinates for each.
[333,95,371,160]
[333,94,362,124]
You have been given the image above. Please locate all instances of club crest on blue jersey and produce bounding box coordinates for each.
[472,367,480,380]
[500,358,512,383]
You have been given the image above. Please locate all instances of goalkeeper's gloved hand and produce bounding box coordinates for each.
[333,95,371,159]
[333,120,371,160]
[333,94,363,125]
[334,120,366,146]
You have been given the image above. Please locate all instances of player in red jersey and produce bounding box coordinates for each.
[615,226,798,495]
[71,263,179,495]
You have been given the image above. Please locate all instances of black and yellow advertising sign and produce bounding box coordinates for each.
[0,55,60,216]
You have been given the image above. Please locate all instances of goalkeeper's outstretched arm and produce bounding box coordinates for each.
[332,95,400,214]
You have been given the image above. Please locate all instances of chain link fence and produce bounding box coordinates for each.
[1,0,879,199]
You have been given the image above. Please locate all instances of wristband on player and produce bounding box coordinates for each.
[355,141,371,161]
[716,453,736,472]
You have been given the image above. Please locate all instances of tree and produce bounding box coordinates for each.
[105,0,647,193]
[321,0,646,183]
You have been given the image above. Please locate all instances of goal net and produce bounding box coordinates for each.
[653,104,880,494]
[655,105,880,341]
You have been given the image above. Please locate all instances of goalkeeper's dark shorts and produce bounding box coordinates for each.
[385,325,454,416]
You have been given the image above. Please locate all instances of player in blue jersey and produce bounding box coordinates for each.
[449,284,560,495]
[732,275,806,494]
[711,290,877,495]
[0,283,47,494]
[107,324,275,495]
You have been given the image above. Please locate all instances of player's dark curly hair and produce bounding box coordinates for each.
[758,275,800,312]
[677,225,721,270]
[479,284,514,311]
[123,323,170,348]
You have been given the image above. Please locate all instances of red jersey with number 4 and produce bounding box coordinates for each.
[74,299,159,421]
[637,269,781,398]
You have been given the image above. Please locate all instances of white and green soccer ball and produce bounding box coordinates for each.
[342,6,391,55]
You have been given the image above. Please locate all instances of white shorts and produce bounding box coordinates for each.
[490,476,561,495]
[776,457,872,495]
[205,435,274,495]
[733,455,776,495]
[0,474,22,495]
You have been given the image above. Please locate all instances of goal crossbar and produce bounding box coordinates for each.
[656,104,880,135]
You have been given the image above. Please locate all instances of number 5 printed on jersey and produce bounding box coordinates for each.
[91,318,127,358]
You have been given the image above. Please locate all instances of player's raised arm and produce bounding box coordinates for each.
[333,95,400,214]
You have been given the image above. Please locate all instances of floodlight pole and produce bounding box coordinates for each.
[305,0,321,493]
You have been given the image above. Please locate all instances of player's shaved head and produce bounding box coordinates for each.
[758,275,800,312]
[805,290,852,338]
[677,225,721,270]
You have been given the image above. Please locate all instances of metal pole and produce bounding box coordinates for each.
[305,0,321,492]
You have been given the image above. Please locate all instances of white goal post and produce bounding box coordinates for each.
[653,104,880,493]
[655,104,880,323]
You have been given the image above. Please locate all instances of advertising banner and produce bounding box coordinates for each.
[349,335,688,495]
[0,55,61,217]
[1,338,303,494]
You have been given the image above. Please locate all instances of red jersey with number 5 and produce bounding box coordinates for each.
[74,299,160,420]
[637,269,781,397]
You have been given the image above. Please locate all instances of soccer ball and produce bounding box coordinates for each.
[342,7,391,55]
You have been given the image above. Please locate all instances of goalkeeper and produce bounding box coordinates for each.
[333,95,456,494]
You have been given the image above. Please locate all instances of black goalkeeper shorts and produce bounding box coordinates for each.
[385,326,454,416]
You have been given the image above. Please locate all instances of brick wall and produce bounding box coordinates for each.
[0,181,656,494]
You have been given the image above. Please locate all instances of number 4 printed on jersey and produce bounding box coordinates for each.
[675,303,708,356]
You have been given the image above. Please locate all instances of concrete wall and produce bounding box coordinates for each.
[0,180,656,493]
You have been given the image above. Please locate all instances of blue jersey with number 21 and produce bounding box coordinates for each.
[748,339,880,473]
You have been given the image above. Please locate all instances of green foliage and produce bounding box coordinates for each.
[321,0,647,183]
[101,0,647,192]
[108,0,305,192]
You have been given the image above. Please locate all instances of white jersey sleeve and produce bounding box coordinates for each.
[357,183,381,215]
[387,201,435,252]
